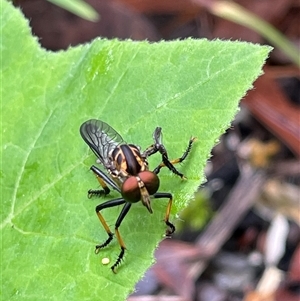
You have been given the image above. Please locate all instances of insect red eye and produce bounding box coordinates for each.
[139,171,160,195]
[121,177,140,203]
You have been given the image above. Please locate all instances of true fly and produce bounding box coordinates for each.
[80,119,195,272]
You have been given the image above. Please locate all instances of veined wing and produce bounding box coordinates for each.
[80,119,124,165]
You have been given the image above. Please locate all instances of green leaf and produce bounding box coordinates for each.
[1,1,271,300]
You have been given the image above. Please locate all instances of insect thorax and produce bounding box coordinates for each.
[110,144,149,177]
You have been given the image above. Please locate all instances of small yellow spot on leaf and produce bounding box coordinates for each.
[102,257,110,265]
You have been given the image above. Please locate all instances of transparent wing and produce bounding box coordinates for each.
[80,119,124,165]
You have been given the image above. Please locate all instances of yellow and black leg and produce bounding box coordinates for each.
[88,165,121,198]
[153,192,175,236]
[95,199,132,272]
[95,197,126,252]
[89,165,132,272]
[153,137,196,178]
[111,202,132,273]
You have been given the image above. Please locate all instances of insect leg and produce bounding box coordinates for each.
[111,203,132,273]
[95,197,126,253]
[153,137,196,178]
[153,192,175,236]
[142,127,165,159]
[141,143,158,158]
[88,165,121,198]
[174,137,197,163]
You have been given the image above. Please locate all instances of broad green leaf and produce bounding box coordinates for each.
[1,1,271,300]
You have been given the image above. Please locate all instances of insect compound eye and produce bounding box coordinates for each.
[121,177,141,203]
[138,171,160,195]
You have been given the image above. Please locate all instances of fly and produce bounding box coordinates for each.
[80,119,195,272]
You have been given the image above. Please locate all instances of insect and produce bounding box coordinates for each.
[80,119,195,272]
